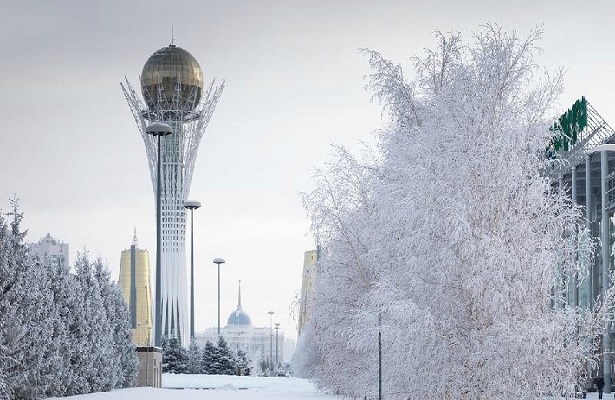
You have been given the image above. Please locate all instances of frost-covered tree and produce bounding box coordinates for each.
[94,260,138,388]
[66,252,114,394]
[0,200,54,399]
[41,249,78,398]
[201,340,218,374]
[298,26,609,400]
[162,336,189,374]
[187,339,202,374]
[212,337,236,375]
[235,349,250,376]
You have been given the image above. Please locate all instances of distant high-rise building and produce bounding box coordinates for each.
[298,248,319,337]
[119,230,153,346]
[29,233,69,267]
[122,43,224,345]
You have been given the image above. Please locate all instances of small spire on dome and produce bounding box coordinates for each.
[237,280,242,309]
[132,227,139,247]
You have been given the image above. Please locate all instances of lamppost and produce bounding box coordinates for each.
[378,312,382,400]
[146,327,152,386]
[184,200,201,341]
[146,122,173,346]
[213,257,225,336]
[274,323,280,367]
[268,311,274,368]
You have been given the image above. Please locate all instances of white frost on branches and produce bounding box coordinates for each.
[296,25,615,400]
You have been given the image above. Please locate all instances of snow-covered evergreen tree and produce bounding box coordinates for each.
[162,336,189,374]
[94,259,138,388]
[215,337,237,375]
[201,340,218,374]
[235,349,250,376]
[187,339,202,374]
[298,26,609,400]
[0,200,54,399]
[41,250,77,398]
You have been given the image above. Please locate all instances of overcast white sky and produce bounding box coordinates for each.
[1,0,615,338]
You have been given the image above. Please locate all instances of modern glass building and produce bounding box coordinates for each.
[118,230,153,346]
[552,97,615,391]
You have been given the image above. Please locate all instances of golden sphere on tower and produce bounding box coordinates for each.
[140,44,204,111]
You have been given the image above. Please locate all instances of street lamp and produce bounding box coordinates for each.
[146,327,152,386]
[378,312,382,400]
[274,323,280,367]
[184,200,201,341]
[268,311,274,368]
[213,257,225,336]
[146,122,173,346]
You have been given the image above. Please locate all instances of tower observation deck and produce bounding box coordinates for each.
[121,44,224,346]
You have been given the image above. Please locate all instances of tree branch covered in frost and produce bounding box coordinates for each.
[295,25,610,400]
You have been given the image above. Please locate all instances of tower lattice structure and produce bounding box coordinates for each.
[121,44,224,345]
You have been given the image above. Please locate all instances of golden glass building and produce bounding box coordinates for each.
[119,230,153,346]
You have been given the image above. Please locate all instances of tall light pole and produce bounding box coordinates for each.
[268,311,274,368]
[378,312,382,400]
[184,200,201,341]
[274,323,280,367]
[146,122,173,346]
[213,257,225,336]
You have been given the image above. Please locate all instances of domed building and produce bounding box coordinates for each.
[121,43,224,346]
[196,281,286,367]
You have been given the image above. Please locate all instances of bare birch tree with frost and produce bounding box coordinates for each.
[296,25,615,400]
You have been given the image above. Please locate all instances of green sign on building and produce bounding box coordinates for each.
[547,96,587,156]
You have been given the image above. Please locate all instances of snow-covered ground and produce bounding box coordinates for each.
[45,374,612,400]
[47,374,341,400]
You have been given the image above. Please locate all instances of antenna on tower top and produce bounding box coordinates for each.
[171,25,175,45]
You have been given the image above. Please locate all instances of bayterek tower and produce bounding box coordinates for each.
[121,44,223,346]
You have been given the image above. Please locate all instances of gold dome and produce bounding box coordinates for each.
[140,45,203,111]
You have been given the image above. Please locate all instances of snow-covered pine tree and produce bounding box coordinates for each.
[235,349,250,376]
[41,248,77,398]
[163,337,188,374]
[215,337,237,375]
[187,339,202,374]
[201,340,218,374]
[69,251,114,393]
[0,200,56,399]
[299,26,606,400]
[94,259,138,388]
